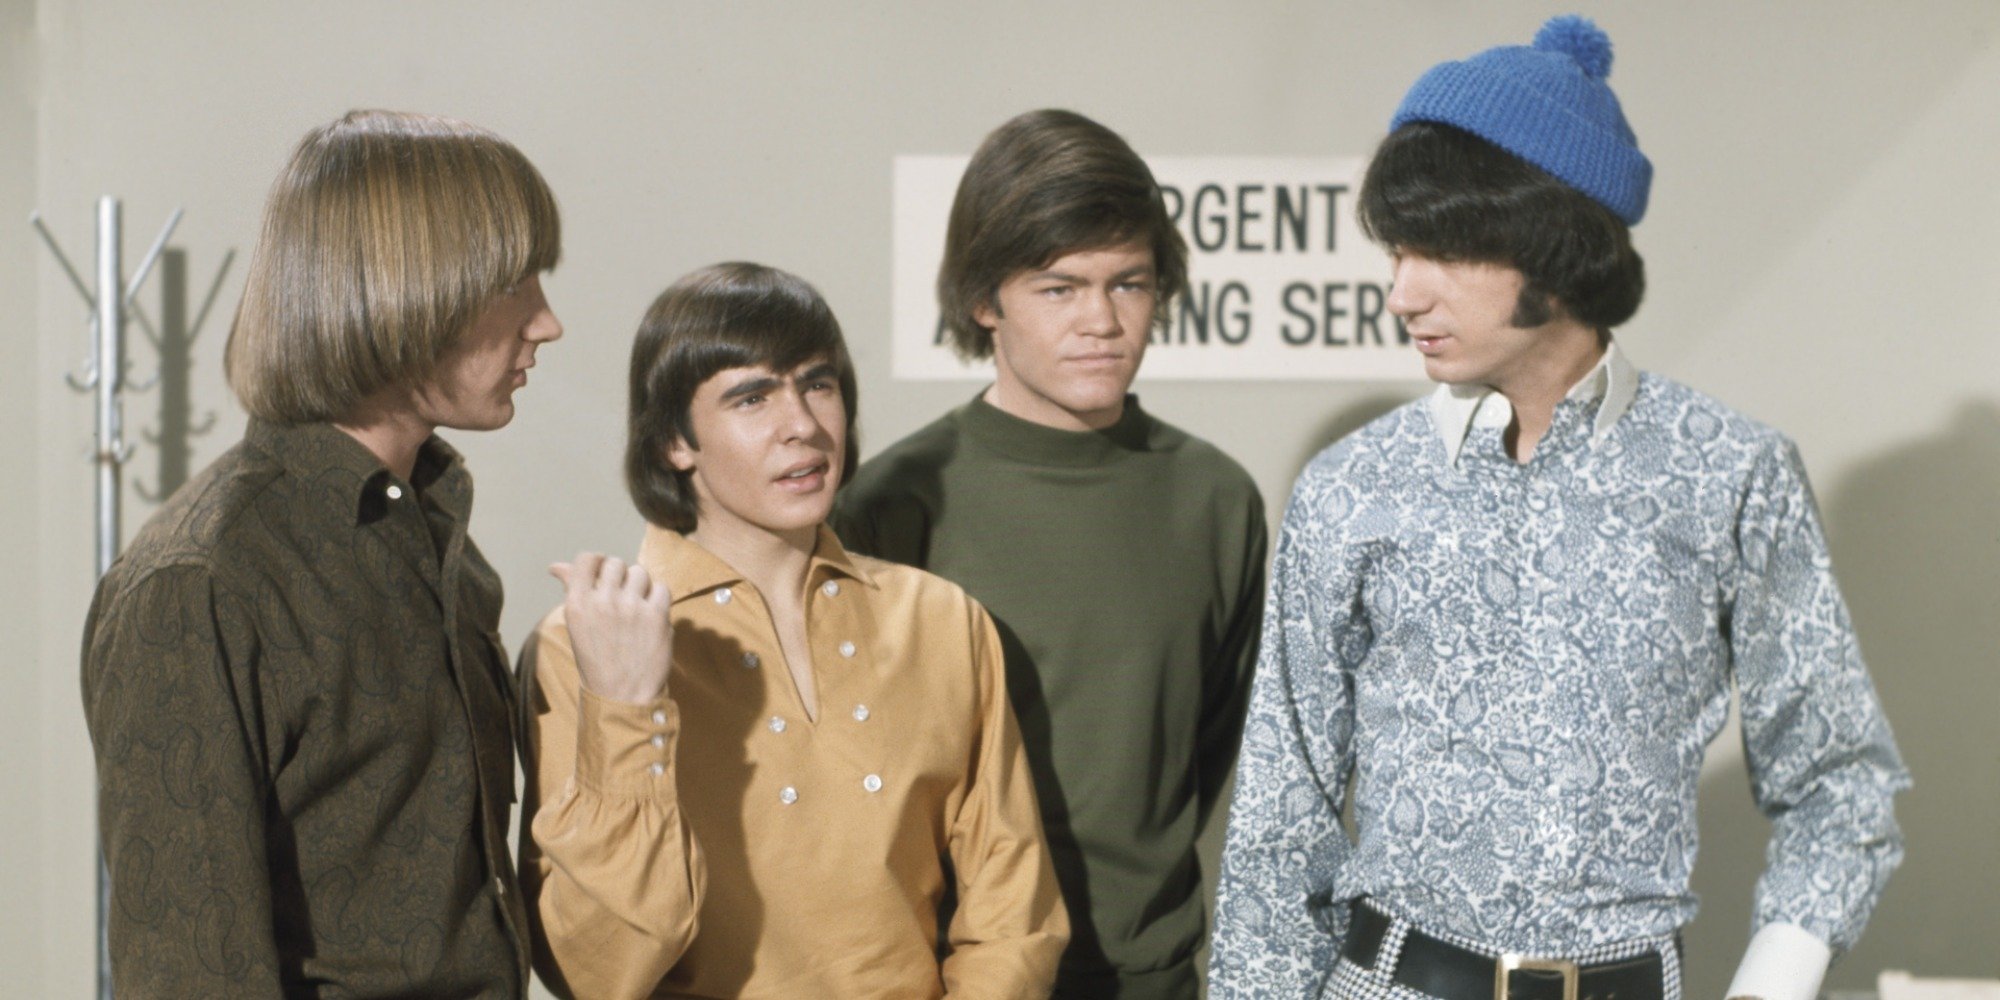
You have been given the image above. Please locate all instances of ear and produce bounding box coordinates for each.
[666,436,697,473]
[970,296,1001,332]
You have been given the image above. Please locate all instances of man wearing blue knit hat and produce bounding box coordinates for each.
[1209,16,1907,1000]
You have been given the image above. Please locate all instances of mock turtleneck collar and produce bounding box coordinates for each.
[956,391,1153,467]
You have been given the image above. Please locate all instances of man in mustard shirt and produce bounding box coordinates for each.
[518,262,1068,999]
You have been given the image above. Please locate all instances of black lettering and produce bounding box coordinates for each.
[1316,184,1349,252]
[933,315,951,346]
[1160,184,1185,227]
[1355,282,1386,346]
[1217,282,1252,344]
[1235,184,1266,252]
[1177,281,1212,344]
[1192,184,1228,252]
[1273,185,1309,253]
[1322,282,1350,346]
[1280,282,1316,345]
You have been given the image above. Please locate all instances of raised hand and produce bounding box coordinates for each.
[550,552,674,704]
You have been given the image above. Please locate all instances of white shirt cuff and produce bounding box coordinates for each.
[1726,922,1833,1000]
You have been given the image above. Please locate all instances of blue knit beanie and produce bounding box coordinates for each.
[1391,15,1652,225]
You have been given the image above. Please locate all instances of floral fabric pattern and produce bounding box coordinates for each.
[1207,368,1907,1000]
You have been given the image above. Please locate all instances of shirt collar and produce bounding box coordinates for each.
[958,391,1154,467]
[638,523,878,602]
[243,419,471,526]
[1426,339,1639,466]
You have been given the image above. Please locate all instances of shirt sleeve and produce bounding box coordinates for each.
[1729,437,1909,955]
[1196,489,1270,831]
[518,611,704,1000]
[81,563,287,997]
[939,602,1070,1000]
[1726,921,1833,1000]
[1208,464,1369,1000]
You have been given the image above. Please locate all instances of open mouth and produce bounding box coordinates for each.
[775,460,831,491]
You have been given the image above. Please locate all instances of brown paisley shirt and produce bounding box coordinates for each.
[81,419,527,998]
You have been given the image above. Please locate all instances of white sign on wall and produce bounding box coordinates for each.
[891,155,1424,382]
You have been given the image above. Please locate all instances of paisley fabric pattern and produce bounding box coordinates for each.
[1208,364,1908,1000]
[82,420,527,998]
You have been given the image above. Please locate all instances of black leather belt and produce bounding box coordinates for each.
[1342,901,1668,1000]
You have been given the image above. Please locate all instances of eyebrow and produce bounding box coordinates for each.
[1033,264,1157,283]
[717,375,783,403]
[715,362,839,403]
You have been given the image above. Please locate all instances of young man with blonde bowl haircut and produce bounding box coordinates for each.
[836,109,1268,999]
[1209,17,1908,1000]
[81,110,564,997]
[518,262,1067,1000]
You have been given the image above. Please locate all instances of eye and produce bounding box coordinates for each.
[1115,279,1155,294]
[805,377,837,393]
[734,392,766,408]
[1038,284,1073,299]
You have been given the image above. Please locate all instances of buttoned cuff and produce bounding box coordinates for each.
[1726,922,1831,1000]
[574,686,679,800]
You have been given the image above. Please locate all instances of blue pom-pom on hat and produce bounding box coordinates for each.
[1390,14,1652,224]
[1534,14,1613,79]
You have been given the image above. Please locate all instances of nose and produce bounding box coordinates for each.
[1385,256,1429,320]
[1077,286,1122,338]
[526,303,563,344]
[518,275,563,344]
[777,389,825,442]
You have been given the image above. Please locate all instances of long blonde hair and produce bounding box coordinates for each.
[224,110,561,423]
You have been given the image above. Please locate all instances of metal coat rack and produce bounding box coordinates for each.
[32,196,182,1000]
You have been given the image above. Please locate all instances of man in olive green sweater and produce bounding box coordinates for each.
[835,108,1267,999]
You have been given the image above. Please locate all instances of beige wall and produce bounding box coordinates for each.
[8,2,1996,996]
[3,0,47,987]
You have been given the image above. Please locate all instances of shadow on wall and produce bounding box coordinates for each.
[1289,392,1414,482]
[134,247,233,503]
[1682,399,2000,996]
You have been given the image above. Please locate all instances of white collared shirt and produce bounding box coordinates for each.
[1426,339,1642,466]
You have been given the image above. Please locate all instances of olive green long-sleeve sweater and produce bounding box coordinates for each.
[834,394,1267,999]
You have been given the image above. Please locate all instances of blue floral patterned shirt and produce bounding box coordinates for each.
[1209,346,1908,998]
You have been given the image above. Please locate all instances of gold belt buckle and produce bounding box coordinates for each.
[1495,953,1579,1000]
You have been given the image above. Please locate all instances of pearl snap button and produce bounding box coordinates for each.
[822,581,840,597]
[769,716,787,734]
[742,652,760,669]
[838,641,856,658]
[385,484,403,500]
[852,704,870,722]
[779,786,798,805]
[651,709,667,726]
[714,587,732,605]
[862,774,882,793]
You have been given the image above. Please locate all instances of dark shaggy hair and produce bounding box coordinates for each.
[938,108,1188,360]
[625,262,858,532]
[1358,121,1644,331]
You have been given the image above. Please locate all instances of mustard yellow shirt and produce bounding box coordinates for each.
[519,525,1068,1000]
